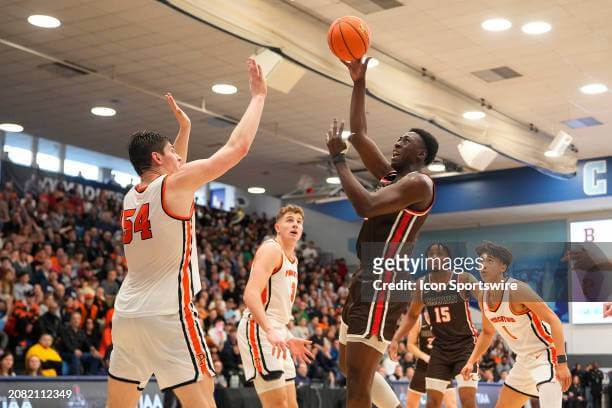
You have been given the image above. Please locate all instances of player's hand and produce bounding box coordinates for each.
[247,58,267,98]
[460,362,474,381]
[287,338,315,365]
[604,302,612,318]
[266,328,288,360]
[556,363,571,392]
[165,93,190,128]
[326,118,348,157]
[342,57,371,83]
[421,354,430,364]
[388,338,401,361]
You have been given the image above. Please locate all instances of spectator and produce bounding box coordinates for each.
[405,366,415,382]
[309,326,325,347]
[36,296,62,340]
[482,369,495,383]
[13,271,33,301]
[57,312,101,375]
[295,363,311,387]
[388,365,405,381]
[0,352,15,376]
[588,362,604,408]
[24,355,42,376]
[214,361,227,388]
[25,334,62,376]
[100,270,119,298]
[292,317,309,339]
[565,375,586,408]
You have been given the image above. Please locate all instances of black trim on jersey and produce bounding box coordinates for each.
[285,377,296,382]
[177,221,199,383]
[536,348,555,387]
[255,323,273,374]
[108,371,140,386]
[504,383,538,399]
[161,378,199,392]
[245,319,257,382]
[192,305,216,376]
[527,313,551,348]
[264,277,272,311]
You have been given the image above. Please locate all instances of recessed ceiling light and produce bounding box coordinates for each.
[481,18,512,32]
[368,58,379,68]
[326,176,341,185]
[544,150,559,157]
[212,84,238,95]
[521,21,551,35]
[91,107,116,117]
[248,187,265,194]
[0,123,24,132]
[580,83,608,95]
[27,15,61,28]
[427,161,446,172]
[462,111,486,120]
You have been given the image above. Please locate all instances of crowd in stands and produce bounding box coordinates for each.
[0,177,608,407]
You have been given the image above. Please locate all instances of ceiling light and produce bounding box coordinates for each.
[521,21,551,35]
[27,15,61,28]
[545,130,572,158]
[326,176,341,185]
[341,130,352,140]
[212,84,238,95]
[248,187,266,194]
[457,140,498,171]
[481,18,512,32]
[427,161,446,172]
[580,83,608,95]
[368,58,379,68]
[462,111,486,120]
[0,123,24,132]
[91,107,116,117]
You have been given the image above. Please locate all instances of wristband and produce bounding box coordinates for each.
[331,153,346,164]
[556,354,567,364]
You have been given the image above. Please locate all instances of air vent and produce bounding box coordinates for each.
[562,117,603,129]
[471,66,522,83]
[37,61,92,78]
[342,0,402,14]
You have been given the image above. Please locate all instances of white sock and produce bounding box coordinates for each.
[371,371,400,408]
[538,382,562,408]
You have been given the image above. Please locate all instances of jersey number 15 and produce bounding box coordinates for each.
[123,204,153,244]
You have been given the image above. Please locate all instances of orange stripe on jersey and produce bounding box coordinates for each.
[528,311,558,365]
[180,220,209,376]
[502,325,519,340]
[261,287,268,305]
[249,319,264,374]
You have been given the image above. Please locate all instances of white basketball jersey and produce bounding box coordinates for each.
[115,174,200,317]
[483,279,555,357]
[244,240,298,326]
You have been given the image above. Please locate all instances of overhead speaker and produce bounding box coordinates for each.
[252,48,306,94]
[457,140,498,171]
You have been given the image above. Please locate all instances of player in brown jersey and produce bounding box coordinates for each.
[325,57,438,408]
[389,243,480,408]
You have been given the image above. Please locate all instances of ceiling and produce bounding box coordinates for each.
[0,0,610,196]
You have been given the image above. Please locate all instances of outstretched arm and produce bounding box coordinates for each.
[167,58,267,195]
[461,296,495,380]
[406,315,430,364]
[389,286,424,360]
[166,93,191,162]
[343,59,392,180]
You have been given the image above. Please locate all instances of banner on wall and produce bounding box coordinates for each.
[0,160,126,201]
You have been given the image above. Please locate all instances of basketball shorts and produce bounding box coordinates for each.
[504,348,558,398]
[237,317,296,394]
[425,342,478,392]
[338,318,388,355]
[109,312,215,391]
[409,362,454,395]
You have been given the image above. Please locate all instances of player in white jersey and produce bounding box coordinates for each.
[237,205,314,408]
[460,242,571,408]
[107,58,267,408]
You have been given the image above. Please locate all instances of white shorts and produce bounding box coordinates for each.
[504,349,557,398]
[109,312,215,391]
[339,319,388,355]
[237,318,295,394]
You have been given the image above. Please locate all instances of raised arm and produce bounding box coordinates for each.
[343,59,392,180]
[164,58,266,214]
[165,93,191,162]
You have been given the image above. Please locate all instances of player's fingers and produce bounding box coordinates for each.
[338,121,345,138]
[364,56,372,66]
[332,118,337,136]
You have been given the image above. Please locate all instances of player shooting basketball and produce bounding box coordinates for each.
[325,57,437,408]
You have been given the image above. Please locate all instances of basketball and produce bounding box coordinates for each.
[327,16,370,61]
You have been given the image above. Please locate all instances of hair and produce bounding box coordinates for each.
[128,130,172,176]
[425,242,451,258]
[410,128,438,165]
[0,352,14,375]
[475,241,513,267]
[275,204,304,222]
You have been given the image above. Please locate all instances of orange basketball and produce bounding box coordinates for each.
[327,16,370,62]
